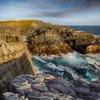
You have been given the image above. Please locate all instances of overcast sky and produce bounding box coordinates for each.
[0,0,100,25]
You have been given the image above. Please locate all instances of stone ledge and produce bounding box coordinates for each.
[0,43,27,64]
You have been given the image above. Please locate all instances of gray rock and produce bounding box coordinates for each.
[74,87,89,96]
[97,93,100,98]
[89,80,100,92]
[47,77,72,88]
[3,92,29,100]
[32,83,48,92]
[4,74,100,100]
[47,83,69,93]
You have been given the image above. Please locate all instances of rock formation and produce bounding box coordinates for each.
[3,74,100,100]
[0,42,37,99]
[27,24,100,55]
[0,20,100,55]
[0,28,37,99]
[85,44,100,54]
[0,20,100,100]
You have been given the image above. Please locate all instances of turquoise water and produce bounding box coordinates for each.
[32,52,100,85]
[32,26,100,86]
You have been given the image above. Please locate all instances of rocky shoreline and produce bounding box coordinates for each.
[0,20,100,100]
[0,20,100,55]
[3,74,100,100]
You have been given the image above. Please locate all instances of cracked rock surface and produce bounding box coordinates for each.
[3,74,100,100]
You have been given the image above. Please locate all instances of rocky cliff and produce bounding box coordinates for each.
[0,42,37,99]
[27,24,99,55]
[0,20,100,100]
[0,20,100,55]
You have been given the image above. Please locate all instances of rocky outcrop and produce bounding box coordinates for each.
[0,42,37,99]
[85,44,100,54]
[95,37,100,43]
[0,35,21,44]
[89,80,100,92]
[3,74,100,100]
[3,74,78,100]
[27,25,99,55]
[0,20,100,55]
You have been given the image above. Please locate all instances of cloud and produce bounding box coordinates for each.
[0,10,5,13]
[7,6,28,10]
[26,0,100,9]
[0,10,9,13]
[21,0,100,18]
[29,10,73,18]
[0,0,100,25]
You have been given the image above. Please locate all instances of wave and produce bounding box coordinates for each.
[33,56,47,63]
[94,35,100,37]
[31,52,100,85]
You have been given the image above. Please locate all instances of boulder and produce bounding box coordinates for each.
[3,92,28,100]
[85,44,100,54]
[74,87,89,96]
[4,74,76,100]
[89,80,100,92]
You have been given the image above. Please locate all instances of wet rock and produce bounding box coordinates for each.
[3,74,100,100]
[74,87,89,96]
[47,83,68,93]
[81,81,89,88]
[10,74,75,99]
[97,93,100,98]
[82,96,97,100]
[38,73,55,80]
[3,92,18,100]
[88,92,97,97]
[32,83,48,92]
[89,80,100,92]
[47,77,72,88]
[3,92,29,100]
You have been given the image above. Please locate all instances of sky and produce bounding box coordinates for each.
[0,0,100,25]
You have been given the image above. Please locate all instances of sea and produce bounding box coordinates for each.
[70,26,100,37]
[31,26,100,86]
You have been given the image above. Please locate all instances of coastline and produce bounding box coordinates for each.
[0,20,100,100]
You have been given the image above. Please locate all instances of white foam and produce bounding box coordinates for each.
[31,51,100,83]
[33,56,47,63]
[94,34,100,37]
[45,63,63,71]
[61,51,87,65]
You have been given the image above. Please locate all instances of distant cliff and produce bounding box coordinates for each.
[0,20,100,55]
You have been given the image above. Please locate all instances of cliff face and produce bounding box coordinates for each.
[27,24,99,55]
[0,42,37,99]
[27,27,73,55]
[0,20,100,55]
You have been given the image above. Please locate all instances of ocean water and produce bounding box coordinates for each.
[31,26,100,85]
[70,26,100,36]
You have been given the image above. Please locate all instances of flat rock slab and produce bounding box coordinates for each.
[89,80,100,92]
[3,74,100,100]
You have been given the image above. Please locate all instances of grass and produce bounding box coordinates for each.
[0,20,43,27]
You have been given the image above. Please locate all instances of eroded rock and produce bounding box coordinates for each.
[3,74,100,100]
[89,80,100,92]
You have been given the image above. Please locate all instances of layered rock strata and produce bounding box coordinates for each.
[26,23,100,55]
[0,42,37,99]
[3,74,100,100]
[0,20,100,55]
